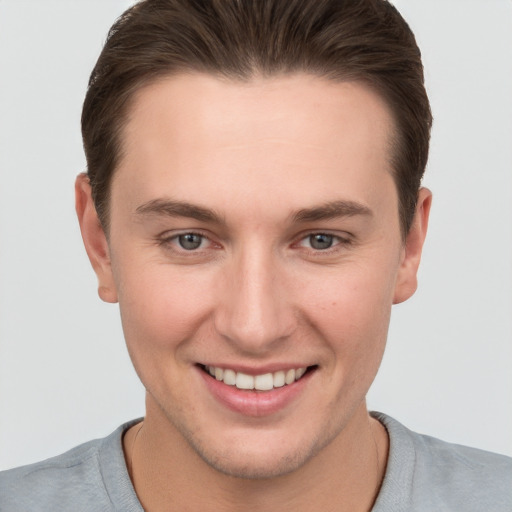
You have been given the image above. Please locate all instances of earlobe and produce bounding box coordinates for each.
[393,187,432,304]
[75,173,118,303]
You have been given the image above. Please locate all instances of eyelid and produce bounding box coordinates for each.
[155,229,353,253]
[157,229,220,251]
[293,230,353,251]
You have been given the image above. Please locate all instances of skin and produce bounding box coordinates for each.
[76,73,431,511]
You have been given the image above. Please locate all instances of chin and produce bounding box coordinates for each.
[196,444,314,480]
[180,425,331,480]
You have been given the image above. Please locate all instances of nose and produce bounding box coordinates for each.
[213,247,296,355]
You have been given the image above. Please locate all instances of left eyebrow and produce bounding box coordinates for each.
[135,198,225,225]
[291,200,373,223]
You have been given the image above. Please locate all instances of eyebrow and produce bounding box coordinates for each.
[292,200,373,223]
[135,198,372,225]
[135,199,225,224]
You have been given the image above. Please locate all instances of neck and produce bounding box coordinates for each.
[123,399,388,512]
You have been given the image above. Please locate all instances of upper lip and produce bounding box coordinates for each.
[198,363,316,375]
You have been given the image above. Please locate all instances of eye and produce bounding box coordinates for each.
[156,230,222,261]
[303,233,337,250]
[177,233,205,250]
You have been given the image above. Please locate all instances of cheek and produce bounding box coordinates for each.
[114,262,220,399]
[115,261,217,353]
[303,258,397,316]
[297,258,398,358]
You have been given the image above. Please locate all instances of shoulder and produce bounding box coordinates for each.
[410,427,512,500]
[372,412,512,512]
[0,438,106,511]
[0,421,141,512]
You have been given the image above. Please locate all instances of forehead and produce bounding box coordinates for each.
[114,73,397,219]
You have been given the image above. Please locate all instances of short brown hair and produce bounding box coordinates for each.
[82,0,432,236]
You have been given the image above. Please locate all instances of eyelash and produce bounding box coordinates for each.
[157,231,216,253]
[156,231,353,255]
[296,233,351,252]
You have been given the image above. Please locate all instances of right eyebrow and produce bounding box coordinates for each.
[135,198,225,225]
[291,200,373,223]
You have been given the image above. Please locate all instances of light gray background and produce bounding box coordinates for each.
[0,0,511,470]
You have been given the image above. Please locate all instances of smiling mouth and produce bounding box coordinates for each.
[199,365,317,391]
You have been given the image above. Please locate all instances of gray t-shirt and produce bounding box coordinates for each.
[1,413,511,511]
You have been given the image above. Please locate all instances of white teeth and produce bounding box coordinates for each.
[295,367,306,380]
[236,372,254,390]
[223,369,236,386]
[205,365,309,390]
[285,369,296,385]
[273,370,285,388]
[254,373,274,391]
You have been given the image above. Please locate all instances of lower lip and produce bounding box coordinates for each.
[198,367,313,417]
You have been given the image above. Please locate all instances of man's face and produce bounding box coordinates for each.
[86,73,422,478]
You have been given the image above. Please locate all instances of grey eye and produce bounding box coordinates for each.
[178,233,203,250]
[309,233,334,250]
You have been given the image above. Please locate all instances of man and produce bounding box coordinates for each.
[1,0,511,510]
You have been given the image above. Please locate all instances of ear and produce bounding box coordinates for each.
[75,173,118,303]
[393,187,432,304]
